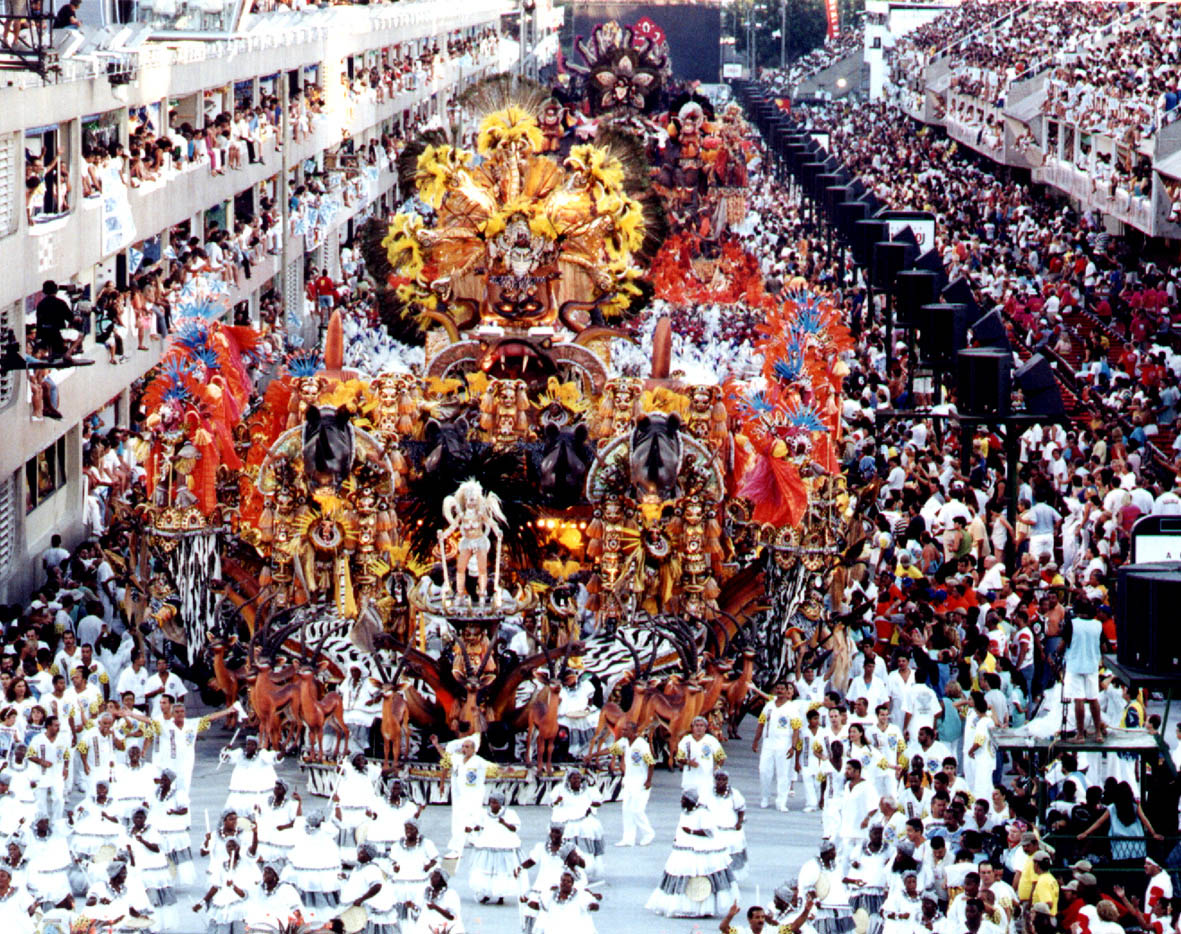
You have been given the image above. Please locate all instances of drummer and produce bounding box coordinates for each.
[340,843,400,934]
[796,841,853,934]
[844,826,889,934]
[245,862,303,930]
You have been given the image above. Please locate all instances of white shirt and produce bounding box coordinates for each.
[116,665,150,706]
[147,672,186,716]
[610,735,654,790]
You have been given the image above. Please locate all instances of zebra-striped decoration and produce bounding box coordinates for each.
[162,530,223,659]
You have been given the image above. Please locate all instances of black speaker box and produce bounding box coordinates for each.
[969,308,1010,350]
[1015,354,1066,417]
[872,241,909,291]
[915,302,968,368]
[956,348,1012,416]
[837,200,869,239]
[1116,563,1181,674]
[894,270,941,328]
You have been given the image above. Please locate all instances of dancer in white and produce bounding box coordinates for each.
[256,778,301,866]
[411,868,464,934]
[549,770,604,880]
[707,770,748,880]
[677,716,726,797]
[284,811,342,915]
[434,734,494,859]
[752,681,801,810]
[368,777,422,856]
[151,769,195,885]
[645,788,740,918]
[223,735,280,814]
[798,707,825,812]
[557,669,599,761]
[246,863,304,930]
[533,868,599,934]
[128,805,180,929]
[342,843,401,934]
[467,789,522,904]
[609,719,656,847]
[198,838,258,934]
[390,818,439,923]
[333,753,382,859]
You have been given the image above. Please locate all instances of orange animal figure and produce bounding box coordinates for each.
[250,660,299,750]
[207,634,243,707]
[584,676,656,765]
[723,649,758,738]
[292,664,350,761]
[377,683,410,770]
[646,680,705,767]
[525,675,563,775]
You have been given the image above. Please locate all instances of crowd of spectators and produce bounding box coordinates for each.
[760,26,865,98]
[890,0,1021,93]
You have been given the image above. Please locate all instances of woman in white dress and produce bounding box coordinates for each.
[201,809,251,881]
[411,868,463,934]
[549,771,604,880]
[24,816,72,907]
[152,769,196,885]
[256,778,301,866]
[389,818,438,922]
[368,778,421,856]
[128,806,179,929]
[89,859,155,929]
[342,844,400,934]
[517,825,580,934]
[246,863,304,931]
[333,754,382,859]
[199,839,259,934]
[676,717,726,797]
[706,770,748,880]
[283,811,343,913]
[820,740,847,843]
[881,870,924,934]
[533,869,599,934]
[223,737,280,814]
[557,671,598,760]
[468,790,523,904]
[69,780,129,858]
[645,789,739,918]
[965,691,997,802]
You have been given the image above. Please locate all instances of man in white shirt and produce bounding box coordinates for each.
[849,656,890,714]
[62,667,103,736]
[752,681,801,811]
[886,654,916,730]
[609,720,655,847]
[27,715,70,821]
[41,535,70,578]
[145,657,186,718]
[904,673,941,743]
[52,630,82,681]
[914,726,952,776]
[115,649,150,710]
[839,759,878,860]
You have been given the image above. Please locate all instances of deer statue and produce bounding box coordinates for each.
[724,649,758,738]
[646,679,705,768]
[525,672,563,775]
[206,633,245,707]
[249,659,299,750]
[292,662,349,761]
[583,633,659,764]
[369,656,410,771]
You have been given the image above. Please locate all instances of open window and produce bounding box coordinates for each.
[24,122,71,224]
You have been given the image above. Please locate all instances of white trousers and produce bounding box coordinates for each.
[35,779,65,822]
[447,791,481,855]
[800,768,821,808]
[759,740,793,807]
[619,784,653,844]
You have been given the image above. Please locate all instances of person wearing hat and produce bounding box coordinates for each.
[390,818,439,923]
[467,789,522,904]
[797,842,852,934]
[285,810,343,916]
[412,867,464,934]
[881,870,922,934]
[224,734,280,815]
[246,863,303,931]
[1143,854,1172,911]
[531,867,600,934]
[1018,851,1058,918]
[341,843,400,934]
[0,866,32,928]
[1111,877,1170,934]
[645,788,738,918]
[198,838,259,933]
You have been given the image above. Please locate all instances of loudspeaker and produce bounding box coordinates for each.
[872,241,909,291]
[852,219,889,267]
[956,348,1012,416]
[824,185,851,220]
[815,172,843,204]
[1116,563,1181,674]
[837,200,869,239]
[915,302,968,368]
[969,308,1010,350]
[1014,354,1066,417]
[893,270,941,328]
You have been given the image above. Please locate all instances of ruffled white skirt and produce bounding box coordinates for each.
[468,846,523,899]
[645,844,738,918]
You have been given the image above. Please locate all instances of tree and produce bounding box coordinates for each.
[730,0,847,71]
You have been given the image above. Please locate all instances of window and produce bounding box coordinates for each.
[0,301,16,410]
[0,473,15,583]
[25,436,66,513]
[0,131,18,238]
[24,123,72,224]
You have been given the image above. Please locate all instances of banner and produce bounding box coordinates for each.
[825,0,840,39]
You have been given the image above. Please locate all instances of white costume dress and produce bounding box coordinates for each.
[549,779,604,880]
[676,733,726,797]
[557,678,598,760]
[705,785,747,878]
[389,834,439,920]
[468,805,523,900]
[644,803,739,917]
[283,817,343,910]
[536,886,598,934]
[224,748,279,814]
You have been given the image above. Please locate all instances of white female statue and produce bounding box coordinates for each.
[439,479,507,606]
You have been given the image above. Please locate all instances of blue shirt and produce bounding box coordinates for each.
[1062,616,1103,676]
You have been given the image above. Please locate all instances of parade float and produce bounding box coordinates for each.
[132,63,864,801]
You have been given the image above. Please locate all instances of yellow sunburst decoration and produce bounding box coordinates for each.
[565,144,626,201]
[478,106,544,156]
[415,144,473,210]
[382,213,427,280]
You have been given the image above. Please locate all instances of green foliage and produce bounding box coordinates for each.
[729,0,854,70]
